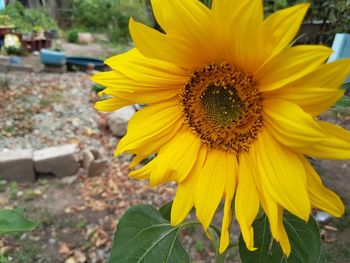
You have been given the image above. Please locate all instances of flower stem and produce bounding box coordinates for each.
[215,250,226,263]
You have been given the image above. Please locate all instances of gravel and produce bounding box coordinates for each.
[0,71,104,152]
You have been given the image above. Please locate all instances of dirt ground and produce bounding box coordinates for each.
[0,41,349,263]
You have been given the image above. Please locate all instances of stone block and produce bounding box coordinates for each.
[33,144,80,177]
[108,106,135,137]
[78,32,94,44]
[0,55,9,64]
[8,65,33,72]
[82,149,107,177]
[0,150,35,182]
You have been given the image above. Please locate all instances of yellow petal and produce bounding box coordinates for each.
[257,180,291,256]
[267,59,350,116]
[105,48,188,85]
[263,99,326,147]
[263,4,310,60]
[276,206,291,256]
[295,121,350,159]
[92,71,179,105]
[219,154,238,253]
[211,0,245,18]
[302,158,344,217]
[255,129,311,221]
[171,147,207,226]
[150,130,201,186]
[116,102,183,156]
[246,141,291,255]
[151,0,215,61]
[152,0,210,35]
[195,150,229,231]
[211,0,249,61]
[129,18,206,69]
[149,0,166,30]
[101,87,178,106]
[230,0,264,74]
[128,159,155,180]
[235,152,260,251]
[95,98,132,112]
[129,154,148,169]
[256,45,333,92]
[219,191,233,254]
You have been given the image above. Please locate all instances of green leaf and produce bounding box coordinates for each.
[200,0,212,8]
[239,211,325,263]
[335,96,350,108]
[108,205,190,263]
[341,82,350,90]
[159,201,173,222]
[0,209,37,234]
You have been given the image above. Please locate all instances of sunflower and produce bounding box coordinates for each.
[92,0,350,255]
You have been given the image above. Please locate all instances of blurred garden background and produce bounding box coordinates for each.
[0,0,349,262]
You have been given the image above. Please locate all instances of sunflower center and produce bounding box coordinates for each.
[201,84,245,128]
[181,62,263,153]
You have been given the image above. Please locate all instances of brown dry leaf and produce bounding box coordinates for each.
[108,178,119,193]
[84,127,94,136]
[67,205,87,212]
[59,242,72,256]
[33,189,43,196]
[74,250,87,263]
[64,207,74,213]
[324,225,338,232]
[117,201,127,209]
[324,237,337,243]
[94,228,110,247]
[69,138,80,145]
[65,257,77,263]
[90,200,108,211]
[0,197,8,206]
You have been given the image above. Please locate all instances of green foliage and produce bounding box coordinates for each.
[307,0,350,44]
[341,82,350,91]
[5,46,21,55]
[66,27,85,43]
[0,209,37,234]
[0,14,14,27]
[335,96,350,108]
[91,84,106,93]
[264,0,350,45]
[70,0,152,43]
[264,0,307,15]
[0,1,57,33]
[159,201,173,222]
[108,205,190,263]
[199,0,212,7]
[239,211,325,263]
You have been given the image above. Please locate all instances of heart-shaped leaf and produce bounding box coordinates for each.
[0,209,37,234]
[239,211,325,263]
[159,201,173,221]
[108,204,190,263]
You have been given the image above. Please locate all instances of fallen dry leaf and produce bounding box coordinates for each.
[59,242,72,256]
[74,250,87,263]
[65,257,77,263]
[324,225,338,232]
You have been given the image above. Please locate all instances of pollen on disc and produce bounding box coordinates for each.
[181,62,263,153]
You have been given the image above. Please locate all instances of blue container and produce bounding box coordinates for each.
[9,55,21,65]
[66,56,105,71]
[40,49,66,66]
